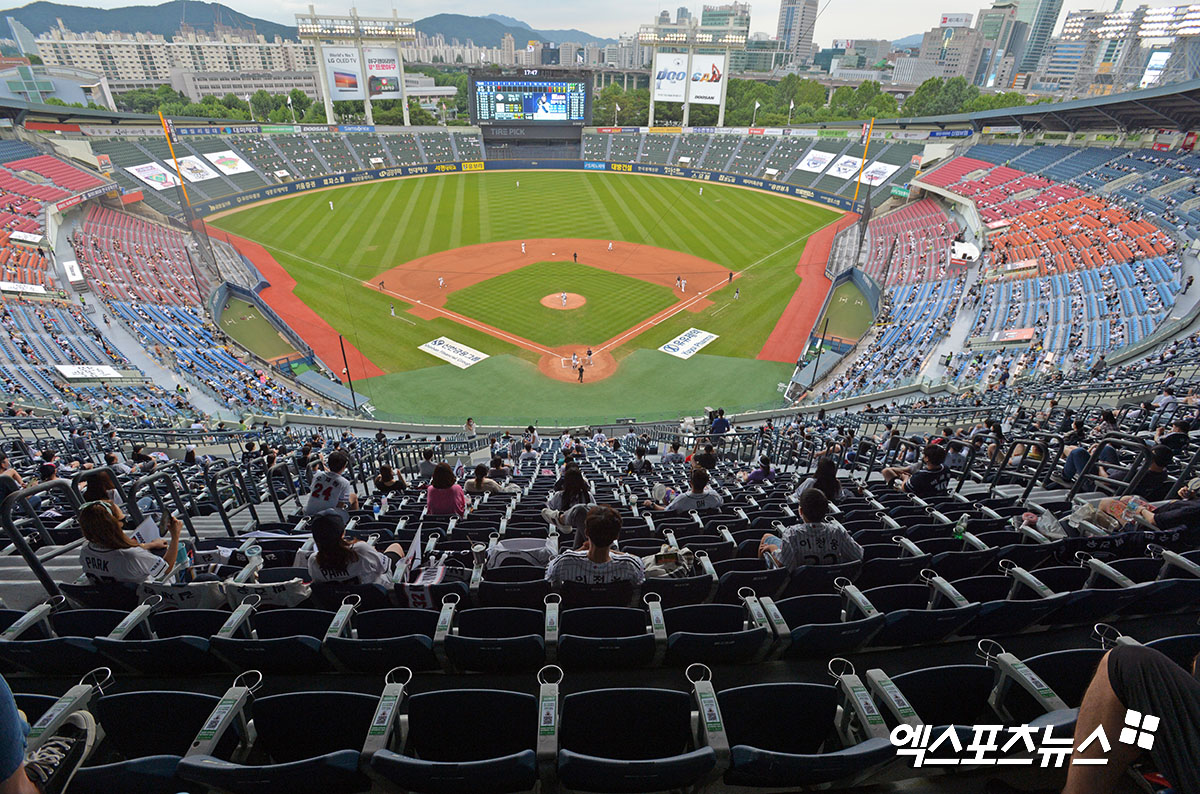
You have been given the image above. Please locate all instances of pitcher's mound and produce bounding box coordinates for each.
[541,292,586,310]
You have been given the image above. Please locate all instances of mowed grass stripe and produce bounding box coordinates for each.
[444,261,678,348]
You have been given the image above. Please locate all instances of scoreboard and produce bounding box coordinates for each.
[469,69,592,127]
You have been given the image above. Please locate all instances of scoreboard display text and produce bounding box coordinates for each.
[470,71,590,126]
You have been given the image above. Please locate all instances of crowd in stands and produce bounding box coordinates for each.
[862,198,962,285]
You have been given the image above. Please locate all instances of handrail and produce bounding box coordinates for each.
[207,463,260,537]
[0,479,83,597]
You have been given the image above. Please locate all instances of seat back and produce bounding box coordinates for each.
[560,688,693,760]
[149,609,231,638]
[253,692,378,763]
[96,691,221,758]
[558,580,635,608]
[251,609,333,639]
[891,665,997,726]
[353,608,438,640]
[406,690,536,761]
[719,683,837,753]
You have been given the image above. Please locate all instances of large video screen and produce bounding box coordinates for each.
[469,70,591,126]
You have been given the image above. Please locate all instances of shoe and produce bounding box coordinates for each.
[24,711,97,794]
[541,508,560,526]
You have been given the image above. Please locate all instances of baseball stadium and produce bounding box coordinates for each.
[0,18,1199,794]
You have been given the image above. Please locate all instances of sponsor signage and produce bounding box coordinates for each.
[861,161,901,185]
[80,126,160,137]
[660,328,718,360]
[829,155,863,179]
[324,46,366,101]
[54,364,123,380]
[929,129,972,138]
[177,155,220,182]
[648,126,683,134]
[7,231,43,246]
[126,162,179,191]
[339,125,375,133]
[0,281,48,295]
[652,52,688,103]
[186,160,864,218]
[418,337,489,369]
[173,125,259,136]
[793,128,820,137]
[796,150,835,173]
[890,131,929,140]
[891,185,911,198]
[62,259,84,283]
[362,47,402,99]
[260,125,298,134]
[982,125,1021,134]
[940,12,972,26]
[204,151,255,176]
[991,328,1035,343]
[688,54,725,105]
[55,182,118,212]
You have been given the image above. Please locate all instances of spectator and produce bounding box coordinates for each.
[464,463,519,495]
[661,443,685,464]
[745,455,775,484]
[78,500,181,584]
[544,506,645,585]
[518,443,539,465]
[417,448,438,480]
[306,509,405,589]
[304,450,358,515]
[1061,644,1198,794]
[897,444,951,497]
[487,457,512,480]
[643,467,724,512]
[793,457,849,503]
[0,671,95,794]
[464,417,477,438]
[758,488,863,568]
[1125,444,1175,501]
[543,467,597,545]
[1103,477,1200,533]
[693,444,719,470]
[426,462,465,517]
[710,409,730,434]
[1155,420,1191,454]
[626,446,653,475]
[373,464,407,496]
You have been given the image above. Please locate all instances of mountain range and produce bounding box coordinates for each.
[0,1,615,46]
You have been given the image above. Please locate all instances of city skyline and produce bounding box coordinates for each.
[28,0,1190,41]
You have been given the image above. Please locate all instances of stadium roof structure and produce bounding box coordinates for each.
[877,77,1200,133]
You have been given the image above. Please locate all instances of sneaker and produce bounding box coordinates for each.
[541,508,561,526]
[24,711,96,794]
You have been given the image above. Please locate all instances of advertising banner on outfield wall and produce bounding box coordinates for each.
[125,162,179,191]
[363,47,403,99]
[205,151,255,176]
[687,54,725,105]
[829,155,863,180]
[652,52,688,103]
[795,150,835,173]
[660,328,719,360]
[177,156,220,182]
[419,337,489,369]
[324,45,366,101]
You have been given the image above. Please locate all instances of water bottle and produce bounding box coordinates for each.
[953,514,968,540]
[372,503,381,521]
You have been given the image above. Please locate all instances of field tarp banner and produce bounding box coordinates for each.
[186,160,864,218]
[652,52,688,103]
[125,162,179,191]
[363,46,403,99]
[419,337,489,369]
[54,364,123,380]
[177,155,221,182]
[688,54,725,105]
[829,156,863,180]
[859,161,901,186]
[659,328,719,360]
[795,150,835,173]
[323,45,365,101]
[205,151,255,175]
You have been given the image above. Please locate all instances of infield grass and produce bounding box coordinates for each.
[443,261,677,347]
[210,170,841,421]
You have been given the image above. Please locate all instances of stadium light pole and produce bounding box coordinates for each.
[296,6,416,126]
[338,334,359,413]
[638,21,746,128]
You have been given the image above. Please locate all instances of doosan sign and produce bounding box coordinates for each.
[653,53,688,102]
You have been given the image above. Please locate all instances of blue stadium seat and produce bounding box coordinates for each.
[719,682,895,787]
[94,609,230,675]
[370,689,539,793]
[556,607,656,668]
[1145,634,1200,672]
[860,584,980,647]
[323,608,439,673]
[177,692,377,794]
[444,607,546,672]
[950,575,1066,636]
[0,609,125,674]
[712,558,788,603]
[773,594,884,656]
[557,688,716,792]
[210,609,333,673]
[663,603,770,665]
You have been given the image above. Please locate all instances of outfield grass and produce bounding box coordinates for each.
[816,281,874,341]
[443,261,677,347]
[219,297,297,360]
[210,171,841,421]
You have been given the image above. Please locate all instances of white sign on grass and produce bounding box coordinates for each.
[659,328,719,360]
[125,162,179,191]
[54,364,122,380]
[419,337,489,369]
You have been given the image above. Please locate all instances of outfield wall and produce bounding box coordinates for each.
[183,159,864,219]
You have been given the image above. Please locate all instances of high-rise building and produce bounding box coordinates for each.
[658,10,672,25]
[1017,0,1064,72]
[701,2,752,34]
[974,2,1029,87]
[677,7,692,22]
[776,0,818,65]
[918,22,985,80]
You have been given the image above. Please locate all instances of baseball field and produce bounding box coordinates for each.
[209,170,844,424]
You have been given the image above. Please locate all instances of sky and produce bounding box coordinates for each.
[75,0,1190,41]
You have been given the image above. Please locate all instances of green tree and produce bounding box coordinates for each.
[288,88,313,116]
[249,89,274,120]
[407,99,438,126]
